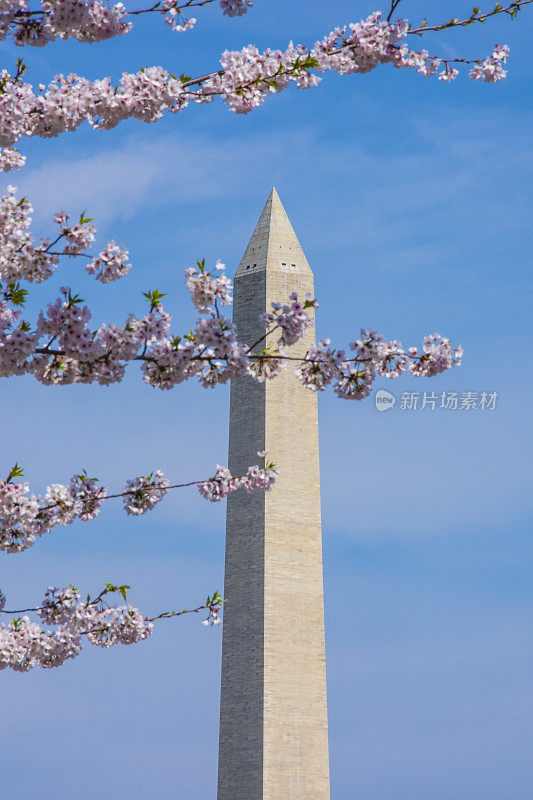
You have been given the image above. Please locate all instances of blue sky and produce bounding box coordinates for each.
[1,2,532,798]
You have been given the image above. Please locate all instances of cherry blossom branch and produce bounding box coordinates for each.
[0,192,462,396]
[0,188,131,283]
[0,583,224,671]
[407,0,533,35]
[0,275,462,389]
[3,0,528,52]
[0,0,251,48]
[0,187,462,398]
[0,10,517,168]
[127,0,215,17]
[0,243,462,400]
[0,457,278,553]
[0,191,461,434]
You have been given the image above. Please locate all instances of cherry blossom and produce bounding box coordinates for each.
[1,0,530,59]
[85,240,131,283]
[201,607,221,626]
[439,67,459,82]
[0,8,519,164]
[198,466,242,502]
[0,583,223,671]
[407,334,463,377]
[0,147,25,171]
[0,198,462,395]
[219,0,252,16]
[198,457,278,501]
[163,6,196,32]
[0,0,248,49]
[122,470,169,515]
[470,44,510,81]
[186,258,232,312]
[247,346,284,382]
[0,459,278,552]
[0,186,130,283]
[296,339,345,392]
[260,293,317,348]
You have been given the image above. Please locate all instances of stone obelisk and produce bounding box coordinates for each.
[217,188,330,800]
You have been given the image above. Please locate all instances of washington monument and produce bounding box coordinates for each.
[217,189,330,800]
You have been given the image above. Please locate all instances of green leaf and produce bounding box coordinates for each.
[14,58,27,77]
[118,585,130,602]
[300,54,319,69]
[6,463,24,482]
[6,281,29,307]
[67,291,84,306]
[142,289,167,310]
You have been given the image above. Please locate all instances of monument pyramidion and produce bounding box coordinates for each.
[217,189,330,800]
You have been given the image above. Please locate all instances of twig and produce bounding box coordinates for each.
[408,0,533,35]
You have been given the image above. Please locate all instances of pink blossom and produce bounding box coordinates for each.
[122,470,169,515]
[469,45,509,82]
[0,584,155,671]
[0,14,509,157]
[198,465,240,502]
[240,462,279,493]
[334,363,375,400]
[247,349,284,382]
[260,293,315,348]
[408,334,463,377]
[438,67,459,82]
[296,339,345,391]
[86,241,131,283]
[219,0,252,16]
[0,147,25,171]
[12,0,131,47]
[185,260,232,312]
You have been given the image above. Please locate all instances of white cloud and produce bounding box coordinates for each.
[15,131,284,228]
[13,107,532,260]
